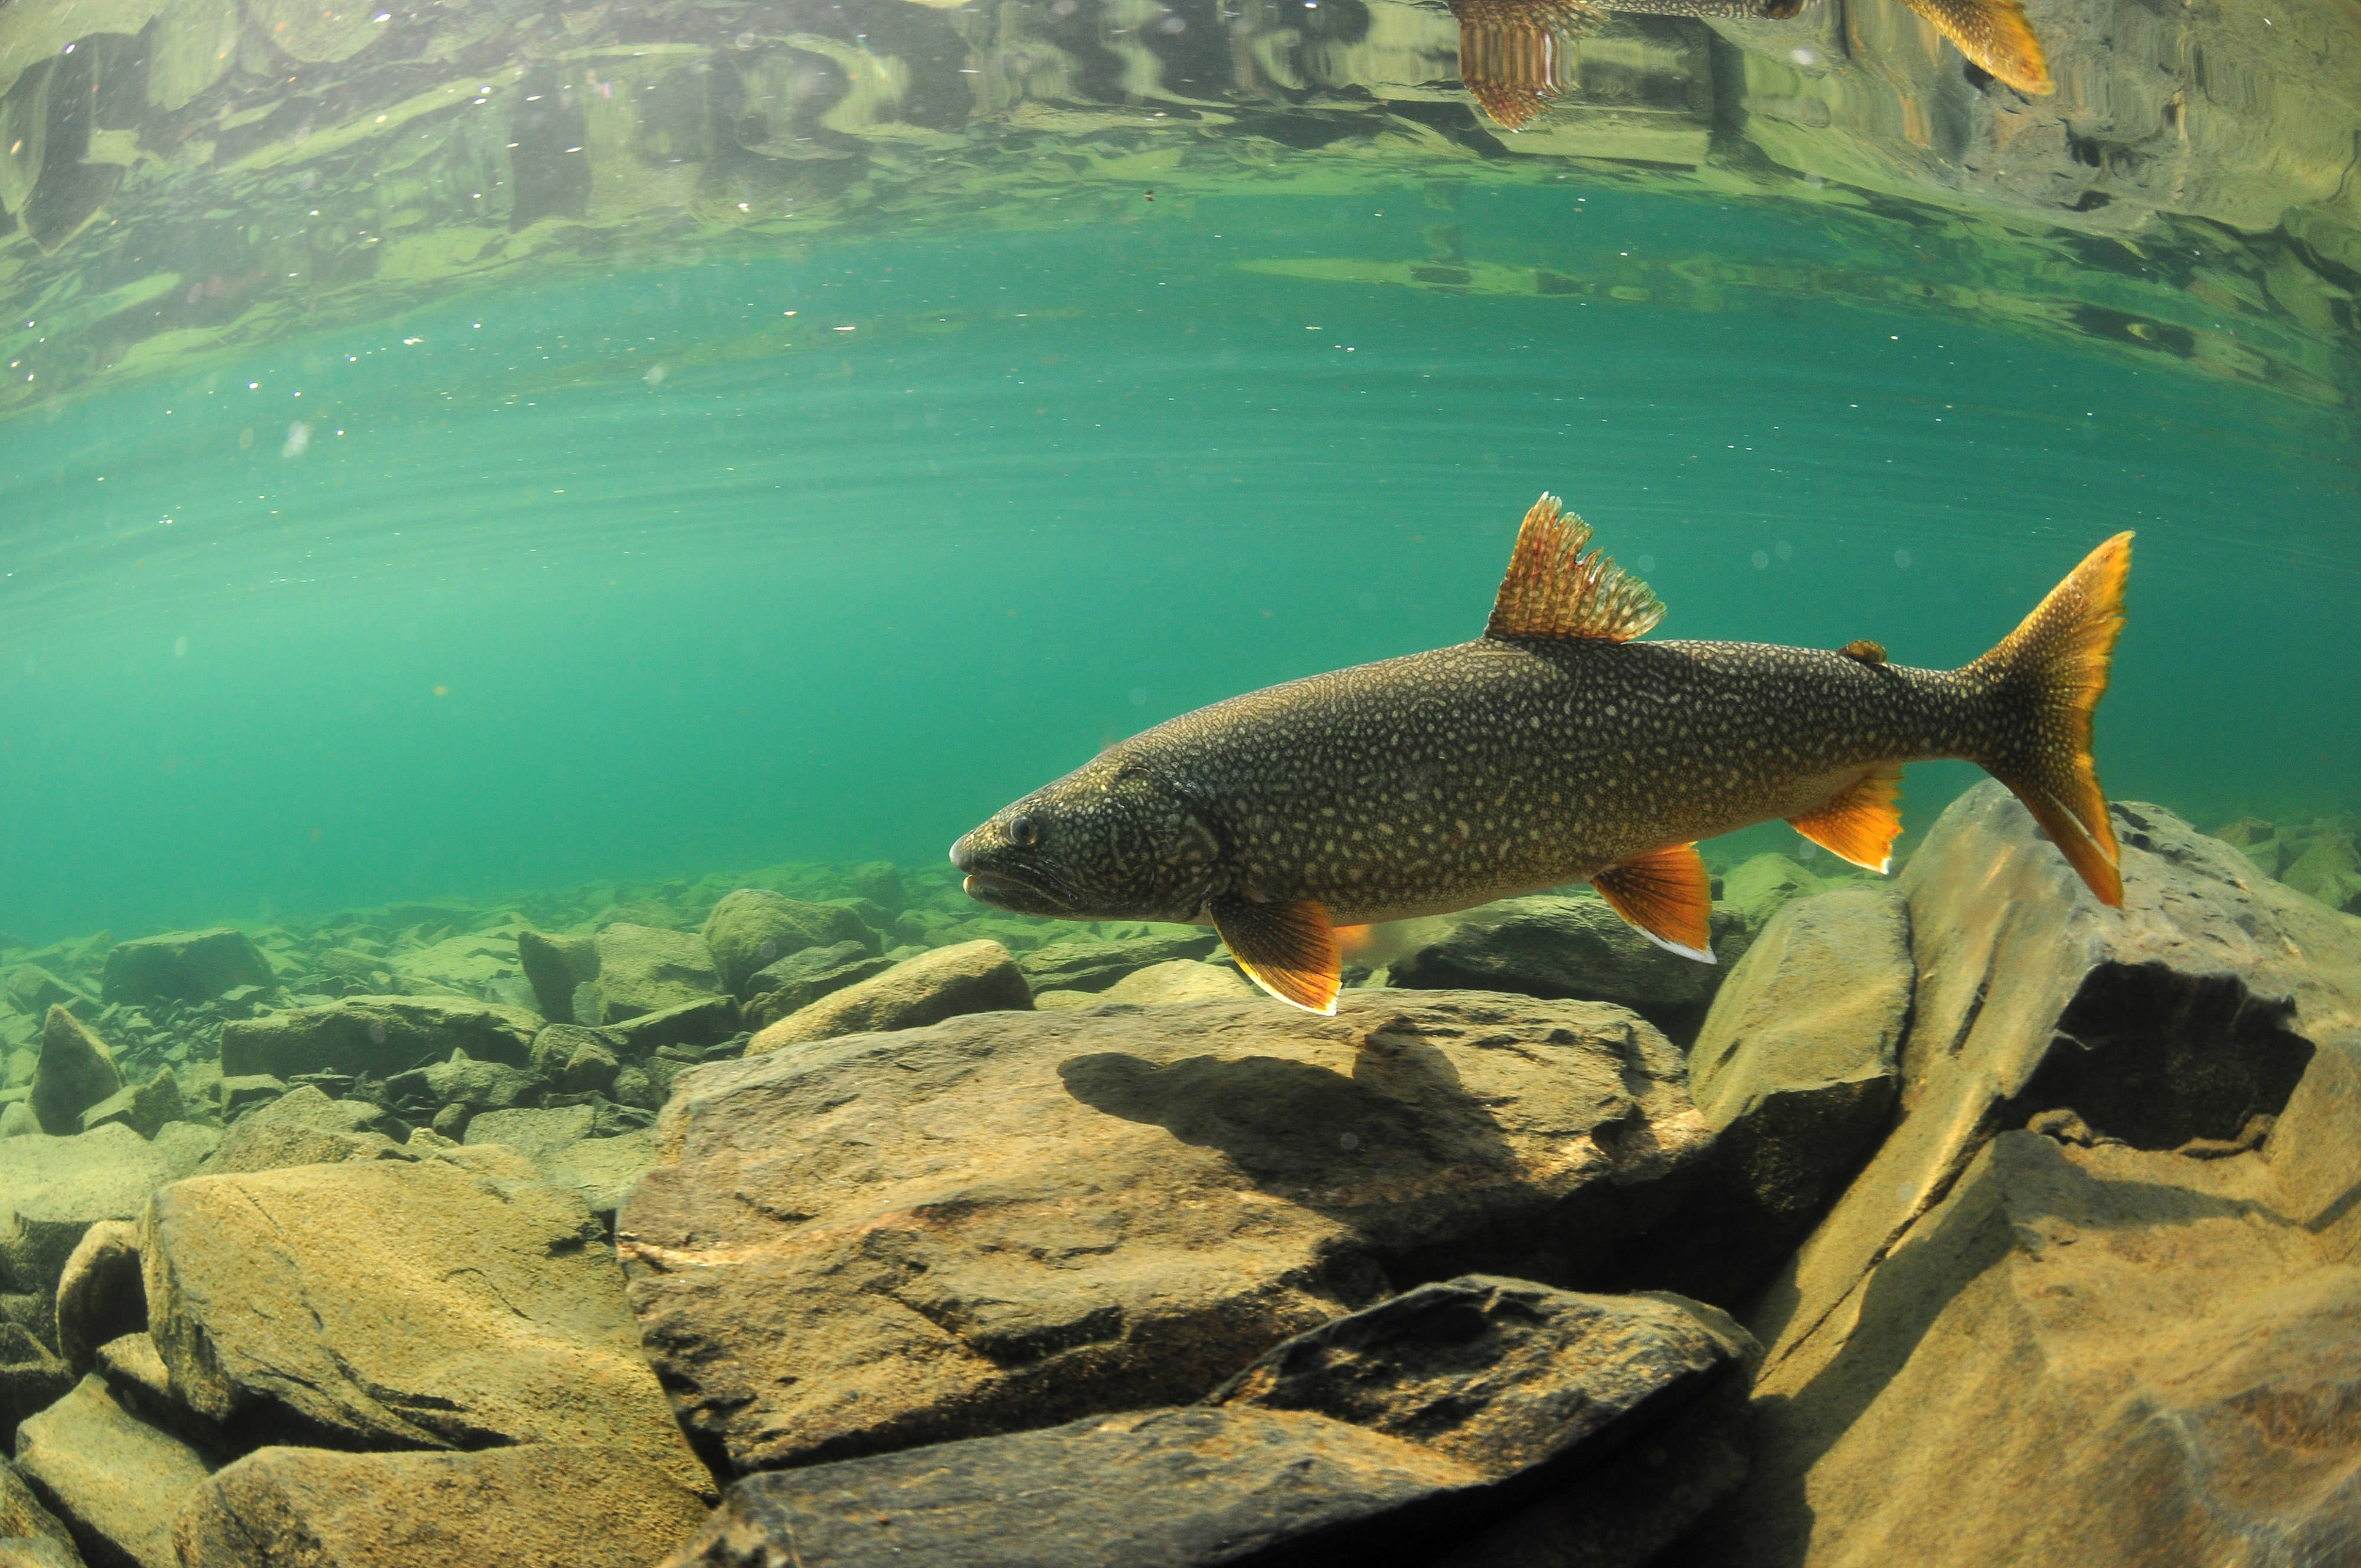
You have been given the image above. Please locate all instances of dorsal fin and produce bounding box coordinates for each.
[1448,0,1602,130]
[1485,494,1664,644]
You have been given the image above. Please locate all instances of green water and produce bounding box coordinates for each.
[0,4,2357,945]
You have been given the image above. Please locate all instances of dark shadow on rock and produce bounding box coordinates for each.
[1058,1021,1536,1282]
[2003,962,2315,1149]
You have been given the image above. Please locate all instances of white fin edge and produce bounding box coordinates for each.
[1632,927,1716,965]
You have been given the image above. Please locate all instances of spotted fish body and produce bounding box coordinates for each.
[955,496,2131,1013]
[1118,637,1994,926]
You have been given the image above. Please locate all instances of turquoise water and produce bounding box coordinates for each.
[1,182,2356,941]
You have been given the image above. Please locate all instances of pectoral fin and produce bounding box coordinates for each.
[1211,896,1342,1015]
[1788,762,1907,873]
[1592,844,1715,963]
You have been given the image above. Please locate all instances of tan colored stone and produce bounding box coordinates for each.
[29,1010,118,1138]
[142,1160,705,1492]
[1751,788,2359,1391]
[1686,886,1911,1253]
[15,1373,218,1568]
[624,991,1712,1475]
[174,1444,708,1568]
[1705,1131,2361,1566]
[746,940,1032,1053]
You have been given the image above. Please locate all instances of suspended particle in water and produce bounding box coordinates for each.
[1752,550,1770,569]
[1894,549,1914,568]
[1129,688,1147,706]
[1775,540,1793,561]
[1790,47,1820,66]
[1637,554,1656,573]
[238,427,256,451]
[173,636,188,659]
[282,421,312,458]
[644,365,666,385]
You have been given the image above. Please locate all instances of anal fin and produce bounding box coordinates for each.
[1592,844,1714,963]
[1212,896,1342,1016]
[1789,762,1905,873]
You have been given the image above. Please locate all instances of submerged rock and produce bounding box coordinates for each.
[77,1069,185,1141]
[1015,931,1222,996]
[0,1324,74,1448]
[663,1407,1482,1568]
[1701,786,2361,1567]
[220,996,539,1079]
[15,1373,222,1568]
[701,890,878,997]
[98,931,270,1009]
[140,1159,705,1490]
[0,1464,75,1564]
[1212,1276,1755,1492]
[739,942,893,1030]
[382,1050,543,1117]
[29,1010,120,1138]
[175,1443,709,1568]
[55,1222,143,1374]
[623,991,1711,1475]
[1702,1131,2361,1567]
[591,925,723,1023]
[1388,895,1751,1040]
[744,939,1032,1053]
[0,1125,177,1310]
[1679,887,1912,1283]
[197,1086,397,1175]
[515,929,600,1024]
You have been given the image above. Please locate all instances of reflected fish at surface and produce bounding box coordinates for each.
[1454,0,2053,131]
[953,496,2131,1015]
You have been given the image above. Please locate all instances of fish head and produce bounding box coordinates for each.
[951,751,1217,922]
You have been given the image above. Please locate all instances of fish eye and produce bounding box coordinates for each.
[1006,813,1039,847]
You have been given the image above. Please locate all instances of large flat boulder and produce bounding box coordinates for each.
[1748,788,2360,1390]
[14,1373,221,1568]
[99,933,269,1009]
[174,1444,708,1568]
[623,991,1712,1475]
[1701,1130,2361,1566]
[1388,895,1752,1040]
[744,939,1031,1053]
[740,943,894,1031]
[219,997,539,1080]
[662,1407,1483,1568]
[139,1160,706,1492]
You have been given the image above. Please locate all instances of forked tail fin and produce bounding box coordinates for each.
[1970,533,2133,906]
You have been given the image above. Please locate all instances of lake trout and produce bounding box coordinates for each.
[1454,0,2051,130]
[953,495,2130,1014]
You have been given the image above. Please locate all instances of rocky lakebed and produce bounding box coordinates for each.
[0,781,2355,1566]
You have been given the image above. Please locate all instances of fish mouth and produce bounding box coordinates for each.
[961,868,1073,914]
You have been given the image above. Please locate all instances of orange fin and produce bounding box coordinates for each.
[1789,763,1906,873]
[1485,493,1664,644]
[1448,0,1601,130]
[1901,0,2053,95]
[1973,533,2132,907]
[1839,640,1888,664]
[1212,896,1341,1015]
[1592,844,1715,963]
